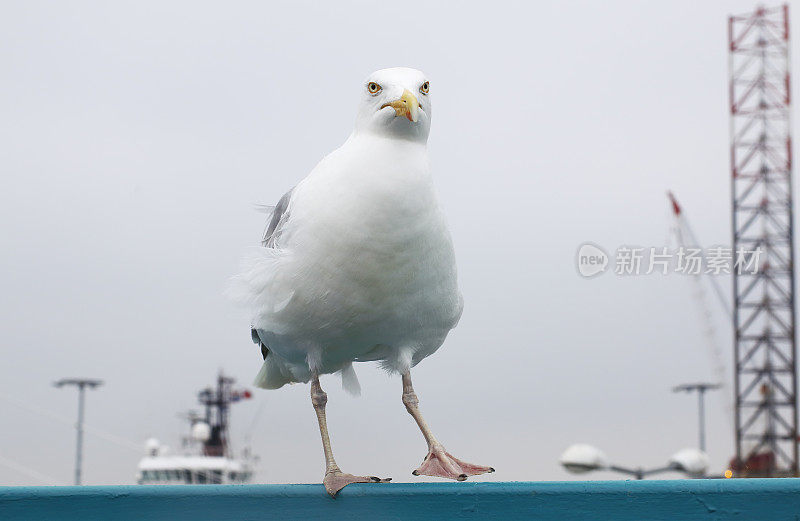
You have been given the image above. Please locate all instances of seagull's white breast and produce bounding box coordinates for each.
[252,134,462,371]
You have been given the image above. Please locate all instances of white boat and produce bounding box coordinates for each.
[137,372,257,485]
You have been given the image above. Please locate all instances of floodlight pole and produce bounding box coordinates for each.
[673,383,721,452]
[54,378,104,485]
[609,464,679,480]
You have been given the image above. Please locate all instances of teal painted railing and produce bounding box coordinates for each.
[1,479,799,520]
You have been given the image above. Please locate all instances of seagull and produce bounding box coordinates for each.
[232,67,494,497]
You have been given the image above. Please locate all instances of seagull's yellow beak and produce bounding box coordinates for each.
[381,89,420,122]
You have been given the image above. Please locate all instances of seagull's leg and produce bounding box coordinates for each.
[310,372,390,497]
[401,371,495,480]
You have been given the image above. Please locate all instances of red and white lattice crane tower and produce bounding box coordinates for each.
[728,4,797,477]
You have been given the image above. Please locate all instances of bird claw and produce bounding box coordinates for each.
[412,445,494,481]
[323,470,391,498]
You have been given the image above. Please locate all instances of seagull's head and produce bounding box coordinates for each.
[354,67,431,142]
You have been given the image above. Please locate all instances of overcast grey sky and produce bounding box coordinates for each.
[0,0,795,485]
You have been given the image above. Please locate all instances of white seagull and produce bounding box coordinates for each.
[233,67,494,496]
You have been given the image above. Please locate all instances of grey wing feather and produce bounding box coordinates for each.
[261,188,294,248]
[251,327,269,360]
[252,188,294,357]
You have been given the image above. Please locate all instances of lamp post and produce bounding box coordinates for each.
[672,383,721,452]
[53,378,103,485]
[559,444,710,479]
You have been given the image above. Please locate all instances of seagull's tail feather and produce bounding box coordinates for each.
[253,351,294,390]
[340,362,361,396]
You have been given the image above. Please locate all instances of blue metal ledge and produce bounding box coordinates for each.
[2,479,800,520]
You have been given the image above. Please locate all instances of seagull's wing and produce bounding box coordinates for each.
[251,327,269,359]
[250,187,296,389]
[261,188,294,248]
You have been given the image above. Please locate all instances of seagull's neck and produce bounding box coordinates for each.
[333,132,431,190]
[346,131,428,150]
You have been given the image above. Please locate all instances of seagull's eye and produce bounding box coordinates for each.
[367,82,382,94]
[420,81,430,95]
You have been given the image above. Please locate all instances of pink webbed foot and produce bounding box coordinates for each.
[323,470,391,498]
[412,444,495,481]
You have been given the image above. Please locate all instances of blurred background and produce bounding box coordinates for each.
[0,0,795,485]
